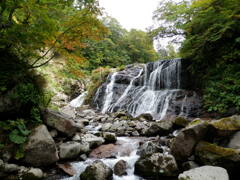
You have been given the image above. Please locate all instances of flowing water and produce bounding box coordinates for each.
[94,59,201,120]
[70,91,88,108]
[62,137,144,180]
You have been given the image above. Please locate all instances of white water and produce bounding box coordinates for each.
[62,137,142,180]
[94,59,201,120]
[101,72,118,113]
[70,91,88,108]
[109,69,144,112]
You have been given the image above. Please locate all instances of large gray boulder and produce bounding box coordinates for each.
[134,153,178,178]
[59,141,82,160]
[80,160,113,180]
[178,166,229,180]
[170,122,209,161]
[44,109,82,136]
[24,125,59,167]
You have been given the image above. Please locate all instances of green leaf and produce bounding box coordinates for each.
[9,130,27,144]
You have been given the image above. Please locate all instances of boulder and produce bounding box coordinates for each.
[114,160,127,176]
[195,141,240,175]
[136,113,153,121]
[24,125,59,167]
[102,132,117,144]
[59,141,81,159]
[178,166,229,180]
[210,115,240,136]
[134,153,178,178]
[89,144,116,158]
[228,131,240,149]
[137,141,162,157]
[80,160,113,180]
[174,116,190,128]
[82,134,105,148]
[57,163,76,176]
[170,122,209,161]
[44,109,81,136]
[144,121,172,136]
[19,167,44,180]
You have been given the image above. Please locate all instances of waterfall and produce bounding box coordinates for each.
[69,91,88,108]
[94,59,201,120]
[101,72,118,113]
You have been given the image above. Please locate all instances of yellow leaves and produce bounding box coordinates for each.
[191,0,214,9]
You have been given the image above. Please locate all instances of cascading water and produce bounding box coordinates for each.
[93,59,201,120]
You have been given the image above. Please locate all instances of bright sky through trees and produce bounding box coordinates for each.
[99,0,160,31]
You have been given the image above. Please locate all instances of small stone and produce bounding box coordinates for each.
[50,129,58,138]
[102,132,117,144]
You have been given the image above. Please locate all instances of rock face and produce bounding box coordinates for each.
[114,160,127,176]
[24,125,59,167]
[134,153,178,178]
[59,141,82,159]
[178,166,229,180]
[170,122,209,161]
[44,109,81,136]
[93,59,201,120]
[80,161,113,180]
[195,141,240,175]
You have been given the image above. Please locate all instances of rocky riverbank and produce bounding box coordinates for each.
[1,104,240,180]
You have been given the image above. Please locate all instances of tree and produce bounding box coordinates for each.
[0,0,107,68]
[152,0,240,114]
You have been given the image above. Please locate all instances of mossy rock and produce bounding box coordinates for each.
[195,141,240,175]
[174,117,189,127]
[187,118,205,128]
[210,115,240,131]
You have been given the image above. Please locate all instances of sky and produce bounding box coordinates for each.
[99,0,160,31]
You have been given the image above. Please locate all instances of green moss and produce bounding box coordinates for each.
[211,115,240,131]
[187,118,205,127]
[196,141,238,157]
[174,117,189,127]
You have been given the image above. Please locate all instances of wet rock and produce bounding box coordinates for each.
[114,160,127,176]
[57,163,76,176]
[24,125,59,167]
[195,141,240,175]
[44,109,81,136]
[132,131,140,136]
[228,131,240,149]
[60,105,76,118]
[135,153,178,178]
[170,122,209,161]
[137,141,162,157]
[59,141,82,159]
[178,166,229,180]
[80,160,113,180]
[89,144,116,158]
[102,132,117,144]
[82,109,96,117]
[82,134,105,148]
